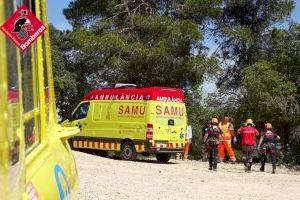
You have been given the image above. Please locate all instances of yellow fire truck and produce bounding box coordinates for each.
[0,0,78,199]
[62,86,188,163]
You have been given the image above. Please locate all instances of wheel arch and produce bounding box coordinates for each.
[121,138,134,146]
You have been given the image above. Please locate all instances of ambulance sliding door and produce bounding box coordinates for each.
[90,101,147,139]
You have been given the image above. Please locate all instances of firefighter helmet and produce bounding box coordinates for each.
[246,119,254,125]
[265,123,272,129]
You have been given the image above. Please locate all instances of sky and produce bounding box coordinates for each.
[47,0,300,31]
[47,0,300,93]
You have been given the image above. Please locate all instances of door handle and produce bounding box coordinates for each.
[168,119,174,126]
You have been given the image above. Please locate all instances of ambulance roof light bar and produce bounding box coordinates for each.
[98,83,137,89]
[114,83,137,89]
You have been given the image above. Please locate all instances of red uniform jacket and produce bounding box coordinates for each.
[237,126,259,145]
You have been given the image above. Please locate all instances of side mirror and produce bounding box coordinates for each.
[57,126,79,142]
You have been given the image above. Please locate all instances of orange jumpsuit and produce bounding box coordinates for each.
[218,122,236,162]
[184,125,192,160]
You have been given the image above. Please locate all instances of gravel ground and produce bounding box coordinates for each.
[74,151,300,200]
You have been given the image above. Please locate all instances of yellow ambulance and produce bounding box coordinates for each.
[0,0,78,199]
[62,86,187,162]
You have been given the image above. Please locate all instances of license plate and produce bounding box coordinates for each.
[156,142,167,147]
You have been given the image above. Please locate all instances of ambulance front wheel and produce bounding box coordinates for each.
[155,153,171,163]
[121,141,137,161]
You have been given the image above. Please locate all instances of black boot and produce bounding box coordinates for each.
[244,160,248,172]
[260,166,264,172]
[271,154,277,174]
[260,162,265,172]
[272,166,276,174]
[248,163,252,172]
[244,163,249,172]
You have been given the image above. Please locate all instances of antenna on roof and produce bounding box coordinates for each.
[114,83,137,89]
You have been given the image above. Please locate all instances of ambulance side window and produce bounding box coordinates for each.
[73,103,90,120]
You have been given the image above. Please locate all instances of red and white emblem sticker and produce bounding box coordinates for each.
[0,5,46,51]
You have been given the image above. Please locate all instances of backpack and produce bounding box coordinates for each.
[206,126,220,147]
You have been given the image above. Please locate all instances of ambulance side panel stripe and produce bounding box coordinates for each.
[72,136,150,152]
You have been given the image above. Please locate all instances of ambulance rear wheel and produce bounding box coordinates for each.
[121,141,137,161]
[155,153,171,163]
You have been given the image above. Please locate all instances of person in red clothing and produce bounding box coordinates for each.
[237,119,259,172]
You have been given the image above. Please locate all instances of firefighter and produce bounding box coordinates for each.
[237,119,259,172]
[184,124,192,160]
[203,118,224,171]
[258,123,280,174]
[218,116,237,163]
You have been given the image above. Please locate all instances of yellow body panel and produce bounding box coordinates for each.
[0,0,78,199]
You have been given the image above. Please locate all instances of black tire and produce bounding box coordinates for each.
[121,141,137,161]
[155,153,171,163]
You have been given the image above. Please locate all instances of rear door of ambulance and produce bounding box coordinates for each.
[151,101,187,145]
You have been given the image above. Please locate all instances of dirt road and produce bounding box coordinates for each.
[74,151,300,200]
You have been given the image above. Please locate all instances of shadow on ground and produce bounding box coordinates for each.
[73,149,178,164]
